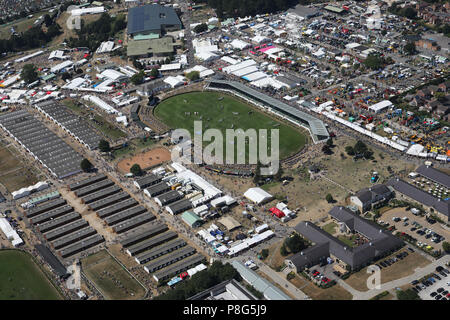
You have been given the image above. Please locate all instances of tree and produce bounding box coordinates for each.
[164,57,171,64]
[149,67,159,78]
[193,23,208,34]
[130,70,145,85]
[98,139,110,152]
[363,150,374,159]
[322,144,332,155]
[443,241,450,253]
[130,164,142,176]
[434,91,446,102]
[80,158,93,172]
[260,249,269,259]
[280,244,288,256]
[404,42,416,55]
[21,64,38,84]
[364,54,385,70]
[345,146,355,156]
[186,71,200,81]
[61,72,71,81]
[326,193,334,203]
[274,166,283,182]
[284,233,308,254]
[253,162,261,184]
[354,140,368,154]
[326,138,333,147]
[132,59,143,70]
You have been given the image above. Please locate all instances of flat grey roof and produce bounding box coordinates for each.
[44,220,90,242]
[104,205,147,226]
[416,165,450,189]
[27,198,67,218]
[135,238,186,264]
[144,246,196,273]
[120,222,168,247]
[153,254,205,282]
[69,174,107,191]
[89,192,131,211]
[74,179,115,197]
[113,213,156,233]
[127,4,182,35]
[30,205,74,225]
[38,212,81,233]
[97,198,139,218]
[0,110,83,179]
[58,234,104,258]
[126,230,177,256]
[51,226,96,250]
[82,185,122,204]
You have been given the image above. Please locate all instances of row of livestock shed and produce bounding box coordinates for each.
[0,110,83,179]
[34,101,102,150]
[25,196,104,259]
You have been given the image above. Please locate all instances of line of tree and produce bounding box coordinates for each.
[193,0,301,19]
[153,261,241,300]
[65,13,126,51]
[0,19,62,55]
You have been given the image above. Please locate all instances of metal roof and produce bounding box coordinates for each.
[127,4,182,35]
[207,79,329,140]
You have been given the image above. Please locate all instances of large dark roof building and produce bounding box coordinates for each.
[415,165,450,189]
[386,178,450,222]
[286,207,403,271]
[350,184,393,212]
[127,4,182,37]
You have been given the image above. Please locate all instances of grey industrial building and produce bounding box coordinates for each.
[188,279,257,300]
[143,246,196,274]
[126,231,178,256]
[144,182,171,198]
[51,226,97,249]
[74,179,115,197]
[154,190,183,206]
[37,212,81,233]
[127,4,182,37]
[166,198,192,215]
[82,185,122,204]
[120,223,169,247]
[43,219,89,241]
[69,174,107,191]
[152,254,205,282]
[58,234,104,258]
[206,79,329,143]
[27,198,67,218]
[386,178,450,222]
[134,174,163,189]
[104,205,148,226]
[0,110,83,179]
[34,101,102,150]
[30,205,74,225]
[89,192,131,211]
[286,206,403,271]
[415,165,450,189]
[97,198,139,218]
[135,238,186,265]
[113,213,156,233]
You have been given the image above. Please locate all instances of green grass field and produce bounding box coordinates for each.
[154,92,307,160]
[0,250,62,300]
[82,250,146,300]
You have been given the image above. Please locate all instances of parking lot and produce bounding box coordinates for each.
[380,208,450,252]
[414,264,450,300]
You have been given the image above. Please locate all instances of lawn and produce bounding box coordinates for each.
[81,250,146,300]
[0,145,39,192]
[0,11,49,40]
[154,92,307,161]
[112,137,155,160]
[337,235,358,248]
[344,251,431,292]
[322,222,338,235]
[0,250,62,300]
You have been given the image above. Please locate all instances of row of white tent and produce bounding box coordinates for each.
[0,218,23,247]
[11,181,49,200]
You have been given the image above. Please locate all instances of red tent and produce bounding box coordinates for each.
[269,207,285,218]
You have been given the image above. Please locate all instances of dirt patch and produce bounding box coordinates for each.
[117,147,171,174]
[344,250,431,291]
[289,274,353,300]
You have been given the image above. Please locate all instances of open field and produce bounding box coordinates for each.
[0,250,62,300]
[117,147,171,173]
[62,99,127,141]
[0,144,39,192]
[81,250,146,300]
[289,274,353,300]
[344,250,431,291]
[154,92,307,160]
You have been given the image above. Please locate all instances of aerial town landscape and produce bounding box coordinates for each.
[0,0,449,305]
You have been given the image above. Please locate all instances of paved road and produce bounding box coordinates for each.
[336,254,450,300]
